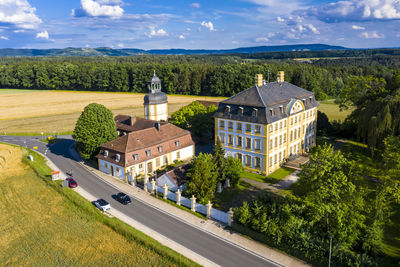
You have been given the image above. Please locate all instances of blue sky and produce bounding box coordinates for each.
[0,0,399,49]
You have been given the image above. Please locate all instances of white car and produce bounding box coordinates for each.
[93,198,111,212]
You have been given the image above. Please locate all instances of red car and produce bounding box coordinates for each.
[66,177,78,188]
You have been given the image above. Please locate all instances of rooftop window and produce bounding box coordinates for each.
[133,154,138,161]
[145,150,151,157]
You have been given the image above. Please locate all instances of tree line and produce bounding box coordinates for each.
[0,56,399,100]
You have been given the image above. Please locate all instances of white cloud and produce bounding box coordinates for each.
[201,21,215,31]
[146,27,167,37]
[277,16,285,22]
[36,30,49,39]
[0,36,9,40]
[245,0,304,15]
[361,30,384,38]
[13,29,25,33]
[179,34,185,39]
[291,24,320,34]
[117,43,124,47]
[0,0,42,29]
[190,3,201,8]
[256,37,269,42]
[72,0,124,18]
[301,0,400,23]
[352,25,365,30]
[232,40,239,45]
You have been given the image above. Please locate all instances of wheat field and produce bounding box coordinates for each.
[0,143,194,266]
[0,89,225,134]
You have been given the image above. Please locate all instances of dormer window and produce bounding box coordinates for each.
[175,141,180,147]
[269,108,274,116]
[158,146,163,153]
[309,96,313,102]
[104,150,109,158]
[238,107,244,116]
[116,154,120,162]
[133,154,138,161]
[146,150,151,157]
[279,105,283,113]
[225,105,231,113]
[252,108,258,117]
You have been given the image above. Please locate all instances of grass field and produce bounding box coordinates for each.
[0,89,225,134]
[241,167,295,184]
[318,100,354,122]
[0,143,197,266]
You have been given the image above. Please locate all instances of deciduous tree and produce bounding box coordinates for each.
[73,103,118,159]
[185,153,217,204]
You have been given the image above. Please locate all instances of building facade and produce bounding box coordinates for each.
[214,71,318,175]
[144,72,168,121]
[96,73,194,182]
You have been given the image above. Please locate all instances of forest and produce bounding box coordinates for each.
[0,52,399,102]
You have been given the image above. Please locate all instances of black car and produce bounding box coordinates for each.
[116,193,131,205]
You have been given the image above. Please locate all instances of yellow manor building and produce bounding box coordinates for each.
[214,71,318,175]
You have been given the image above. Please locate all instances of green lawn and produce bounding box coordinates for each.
[0,89,45,94]
[318,102,354,122]
[0,143,198,266]
[213,181,264,211]
[241,167,296,184]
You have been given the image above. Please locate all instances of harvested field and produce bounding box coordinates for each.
[0,89,225,134]
[0,143,195,266]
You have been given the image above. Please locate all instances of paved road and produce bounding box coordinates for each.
[0,135,280,267]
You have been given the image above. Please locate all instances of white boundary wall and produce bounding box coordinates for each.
[148,183,229,224]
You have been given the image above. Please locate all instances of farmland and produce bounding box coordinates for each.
[0,89,225,134]
[0,143,196,266]
[0,90,350,134]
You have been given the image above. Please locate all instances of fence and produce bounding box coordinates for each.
[148,183,229,224]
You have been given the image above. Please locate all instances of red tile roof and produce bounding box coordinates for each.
[96,122,194,167]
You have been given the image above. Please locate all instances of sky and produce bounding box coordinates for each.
[0,0,399,50]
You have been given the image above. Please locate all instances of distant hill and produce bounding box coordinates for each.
[0,44,348,57]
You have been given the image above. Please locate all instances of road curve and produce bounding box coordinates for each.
[0,135,281,267]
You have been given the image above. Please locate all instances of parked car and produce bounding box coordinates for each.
[93,199,111,211]
[66,177,78,188]
[116,193,131,205]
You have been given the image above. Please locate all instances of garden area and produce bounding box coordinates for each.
[241,167,295,184]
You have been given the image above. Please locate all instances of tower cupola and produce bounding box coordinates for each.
[144,71,168,121]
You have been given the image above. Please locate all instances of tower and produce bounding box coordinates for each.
[144,71,168,121]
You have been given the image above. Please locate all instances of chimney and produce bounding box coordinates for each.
[277,71,284,83]
[129,116,136,126]
[255,74,263,87]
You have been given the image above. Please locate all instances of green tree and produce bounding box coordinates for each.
[297,144,365,247]
[338,75,387,109]
[73,103,118,159]
[185,153,217,204]
[382,135,400,170]
[225,156,244,187]
[213,138,226,183]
